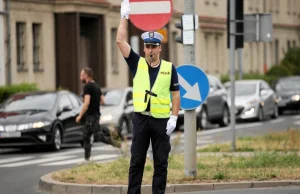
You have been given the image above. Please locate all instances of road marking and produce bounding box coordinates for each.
[236,123,262,129]
[0,155,76,167]
[294,121,300,125]
[293,115,300,120]
[270,118,284,124]
[0,156,34,165]
[42,145,118,158]
[40,154,119,166]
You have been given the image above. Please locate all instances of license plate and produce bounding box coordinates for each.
[0,132,21,138]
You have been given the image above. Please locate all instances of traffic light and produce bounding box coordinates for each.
[175,19,183,44]
[227,0,244,49]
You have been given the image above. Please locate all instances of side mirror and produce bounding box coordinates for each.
[127,99,133,106]
[260,89,268,96]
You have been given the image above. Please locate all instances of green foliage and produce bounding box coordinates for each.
[266,64,293,77]
[220,73,278,85]
[281,47,300,75]
[0,83,39,104]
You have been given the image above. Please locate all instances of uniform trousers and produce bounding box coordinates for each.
[128,113,171,194]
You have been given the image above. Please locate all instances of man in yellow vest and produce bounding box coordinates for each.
[116,1,180,193]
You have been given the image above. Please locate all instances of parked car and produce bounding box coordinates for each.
[227,80,278,121]
[274,76,300,115]
[177,75,230,129]
[0,90,85,151]
[100,87,134,139]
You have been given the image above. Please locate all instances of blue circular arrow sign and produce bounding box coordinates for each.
[176,65,210,110]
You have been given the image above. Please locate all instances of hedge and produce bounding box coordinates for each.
[220,73,278,85]
[0,83,39,104]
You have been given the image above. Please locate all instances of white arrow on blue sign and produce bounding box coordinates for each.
[176,64,210,110]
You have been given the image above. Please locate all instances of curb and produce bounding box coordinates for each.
[39,172,300,194]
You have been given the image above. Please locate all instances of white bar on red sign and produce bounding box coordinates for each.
[130,1,171,15]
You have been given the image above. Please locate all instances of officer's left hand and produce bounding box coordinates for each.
[76,115,82,123]
[166,115,178,135]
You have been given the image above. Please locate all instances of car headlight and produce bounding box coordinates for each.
[17,121,50,131]
[291,95,300,101]
[100,115,113,122]
[0,125,4,131]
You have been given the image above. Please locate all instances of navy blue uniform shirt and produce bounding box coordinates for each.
[124,48,179,111]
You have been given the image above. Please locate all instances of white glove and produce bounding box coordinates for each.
[121,0,130,19]
[166,115,178,136]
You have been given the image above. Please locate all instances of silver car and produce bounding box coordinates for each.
[227,80,279,121]
[100,87,134,138]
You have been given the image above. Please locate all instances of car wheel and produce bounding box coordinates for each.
[219,106,230,127]
[257,107,264,121]
[119,118,130,139]
[51,127,62,151]
[199,107,208,129]
[278,108,284,115]
[271,105,279,119]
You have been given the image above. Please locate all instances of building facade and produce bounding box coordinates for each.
[1,0,299,93]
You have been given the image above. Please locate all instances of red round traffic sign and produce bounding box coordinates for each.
[129,0,173,31]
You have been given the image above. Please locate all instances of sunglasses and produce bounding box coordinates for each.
[144,44,159,49]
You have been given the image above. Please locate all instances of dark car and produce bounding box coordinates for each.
[177,75,230,130]
[0,90,85,151]
[274,76,300,115]
[99,87,134,139]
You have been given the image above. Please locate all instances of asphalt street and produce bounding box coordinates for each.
[0,112,299,194]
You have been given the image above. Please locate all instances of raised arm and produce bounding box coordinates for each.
[116,0,131,58]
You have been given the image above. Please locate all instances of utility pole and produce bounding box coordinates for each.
[6,0,11,85]
[0,0,5,85]
[229,0,236,151]
[184,0,197,177]
[263,0,267,74]
[238,48,242,80]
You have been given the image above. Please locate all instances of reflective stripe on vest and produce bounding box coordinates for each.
[133,58,172,118]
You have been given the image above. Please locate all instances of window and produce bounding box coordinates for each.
[59,95,73,111]
[275,39,279,65]
[111,28,118,74]
[16,22,26,70]
[172,31,178,66]
[68,94,81,108]
[32,23,42,71]
[287,40,291,50]
[292,40,296,47]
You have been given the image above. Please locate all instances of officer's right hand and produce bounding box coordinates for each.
[121,0,130,19]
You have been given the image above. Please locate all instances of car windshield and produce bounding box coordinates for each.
[103,89,123,106]
[276,79,300,92]
[228,83,257,96]
[0,93,57,112]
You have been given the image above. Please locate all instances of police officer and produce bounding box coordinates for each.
[117,1,180,193]
[76,67,105,161]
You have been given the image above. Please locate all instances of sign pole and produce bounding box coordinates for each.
[229,0,236,151]
[184,0,196,177]
[238,48,242,80]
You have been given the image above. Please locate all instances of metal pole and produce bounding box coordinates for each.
[0,0,5,85]
[184,0,197,177]
[229,0,236,151]
[238,48,242,80]
[263,0,267,73]
[5,0,12,84]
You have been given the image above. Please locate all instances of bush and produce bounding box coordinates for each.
[0,83,39,104]
[281,47,300,75]
[220,73,278,85]
[266,64,293,77]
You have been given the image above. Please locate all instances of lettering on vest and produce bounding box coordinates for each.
[160,71,170,75]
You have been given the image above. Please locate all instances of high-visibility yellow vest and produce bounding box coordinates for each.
[133,58,172,118]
